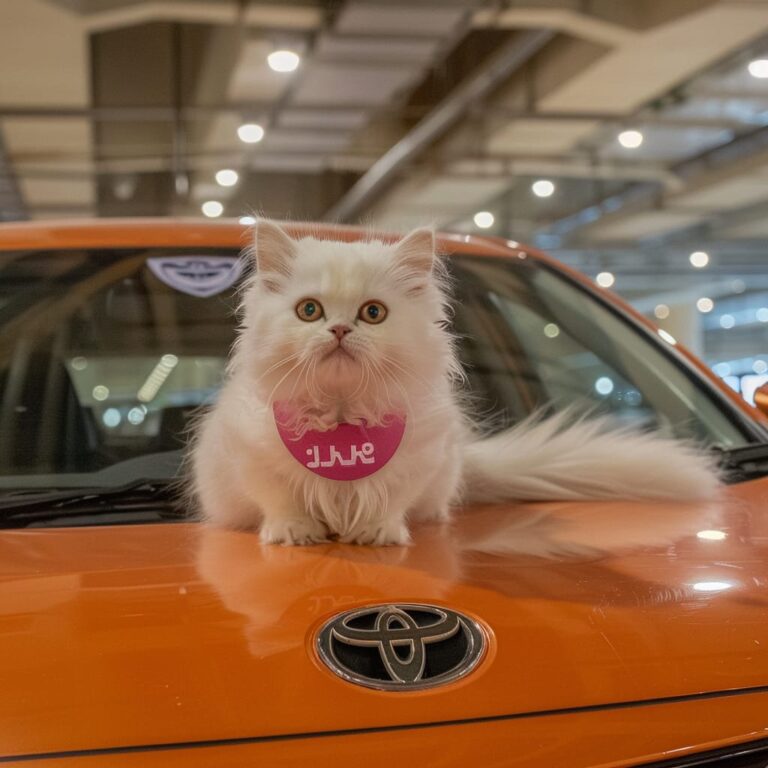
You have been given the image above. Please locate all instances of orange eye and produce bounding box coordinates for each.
[296,298,323,322]
[359,301,387,324]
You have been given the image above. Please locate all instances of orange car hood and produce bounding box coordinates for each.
[2,479,768,758]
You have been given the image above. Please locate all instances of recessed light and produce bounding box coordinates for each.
[654,304,670,319]
[696,297,714,313]
[267,50,300,73]
[215,169,239,187]
[719,314,735,329]
[239,215,256,225]
[754,360,768,374]
[202,200,224,218]
[596,271,615,288]
[543,323,560,338]
[618,129,643,149]
[757,307,768,322]
[473,211,494,229]
[237,123,265,144]
[748,59,768,79]
[595,376,614,396]
[689,250,709,268]
[532,179,555,198]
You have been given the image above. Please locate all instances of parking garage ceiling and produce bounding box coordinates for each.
[2,0,768,284]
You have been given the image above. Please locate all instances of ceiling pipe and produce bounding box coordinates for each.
[324,28,555,223]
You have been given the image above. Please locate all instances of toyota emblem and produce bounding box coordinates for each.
[315,604,487,691]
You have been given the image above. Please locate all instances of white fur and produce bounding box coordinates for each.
[191,221,720,546]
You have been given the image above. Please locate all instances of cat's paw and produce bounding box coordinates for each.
[341,519,412,547]
[260,517,328,546]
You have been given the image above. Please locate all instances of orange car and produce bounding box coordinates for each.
[1,220,768,767]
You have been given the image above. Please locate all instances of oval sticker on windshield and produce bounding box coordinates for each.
[148,256,244,297]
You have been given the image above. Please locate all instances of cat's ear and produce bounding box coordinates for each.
[392,228,435,294]
[254,219,297,292]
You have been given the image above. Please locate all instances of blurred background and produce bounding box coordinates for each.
[1,0,767,404]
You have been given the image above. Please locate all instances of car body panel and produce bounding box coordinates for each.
[2,220,768,765]
[9,695,768,767]
[1,477,768,761]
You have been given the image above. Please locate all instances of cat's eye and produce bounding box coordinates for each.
[296,298,324,322]
[358,300,388,324]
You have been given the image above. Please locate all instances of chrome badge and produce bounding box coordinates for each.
[316,604,487,691]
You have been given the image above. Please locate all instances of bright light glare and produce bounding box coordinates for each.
[92,385,110,401]
[103,408,121,428]
[239,215,256,225]
[202,200,223,218]
[719,314,735,329]
[658,329,677,345]
[654,304,670,320]
[237,123,265,144]
[267,49,300,73]
[543,323,560,338]
[532,179,555,198]
[595,376,614,396]
[127,407,146,426]
[689,250,709,268]
[748,59,768,78]
[692,581,732,593]
[473,211,494,229]
[697,530,727,541]
[696,297,714,313]
[215,169,239,187]
[596,271,615,288]
[618,129,643,149]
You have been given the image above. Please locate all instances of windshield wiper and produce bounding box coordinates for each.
[714,443,768,482]
[0,479,188,528]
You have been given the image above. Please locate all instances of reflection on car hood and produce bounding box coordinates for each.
[1,478,768,759]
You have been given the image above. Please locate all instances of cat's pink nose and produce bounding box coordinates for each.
[329,324,352,339]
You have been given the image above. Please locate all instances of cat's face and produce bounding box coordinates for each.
[239,221,454,412]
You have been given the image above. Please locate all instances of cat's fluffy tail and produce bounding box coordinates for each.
[462,412,721,503]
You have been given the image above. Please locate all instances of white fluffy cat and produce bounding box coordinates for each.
[191,220,719,546]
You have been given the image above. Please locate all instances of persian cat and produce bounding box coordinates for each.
[191,220,718,546]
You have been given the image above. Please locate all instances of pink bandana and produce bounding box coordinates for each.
[273,403,406,481]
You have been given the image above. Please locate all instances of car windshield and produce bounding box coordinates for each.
[0,246,755,491]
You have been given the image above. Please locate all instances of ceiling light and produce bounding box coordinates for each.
[473,211,494,229]
[696,297,714,313]
[618,129,643,149]
[239,215,256,225]
[719,314,735,329]
[689,250,709,268]
[731,279,746,293]
[596,271,615,288]
[532,179,555,198]
[103,408,121,428]
[202,200,223,218]
[757,307,768,322]
[215,169,239,187]
[748,59,768,78]
[754,360,768,374]
[594,376,614,396]
[654,304,670,320]
[543,323,560,338]
[267,49,300,73]
[237,123,265,144]
[92,385,110,401]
